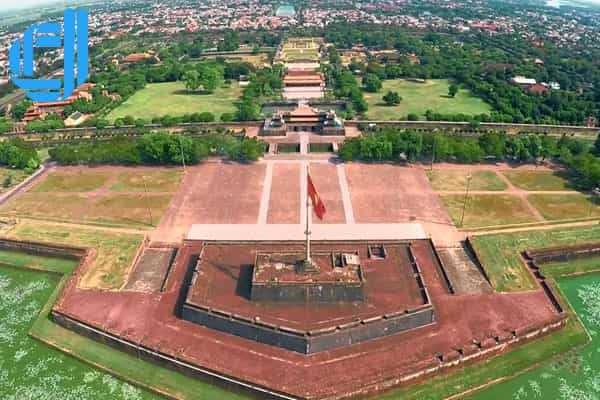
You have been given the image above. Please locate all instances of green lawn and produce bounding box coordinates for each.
[441,194,538,228]
[528,193,600,220]
[470,225,600,292]
[363,79,491,120]
[427,170,507,191]
[502,170,572,191]
[107,81,241,121]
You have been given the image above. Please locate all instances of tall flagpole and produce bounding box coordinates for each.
[305,165,311,264]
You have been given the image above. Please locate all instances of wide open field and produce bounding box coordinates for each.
[528,193,600,220]
[427,169,507,191]
[363,79,491,120]
[106,81,241,121]
[501,170,572,191]
[0,166,182,228]
[441,194,539,228]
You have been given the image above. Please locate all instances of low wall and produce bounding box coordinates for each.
[51,307,567,400]
[181,302,435,354]
[51,311,291,400]
[0,237,86,260]
[250,281,365,302]
[181,243,435,354]
[525,242,600,264]
[348,120,599,137]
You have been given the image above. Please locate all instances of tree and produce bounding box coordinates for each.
[217,32,240,52]
[363,73,382,93]
[12,100,32,121]
[236,99,261,121]
[382,91,402,106]
[448,83,459,98]
[220,113,235,122]
[0,118,12,134]
[198,64,222,93]
[183,70,201,92]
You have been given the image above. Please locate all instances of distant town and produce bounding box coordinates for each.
[0,2,600,400]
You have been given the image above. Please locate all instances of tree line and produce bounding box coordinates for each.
[48,132,265,166]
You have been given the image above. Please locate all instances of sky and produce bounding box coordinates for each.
[2,0,73,12]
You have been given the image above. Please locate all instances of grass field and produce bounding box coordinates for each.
[198,54,269,68]
[5,222,143,290]
[470,225,600,292]
[106,82,241,121]
[0,167,182,228]
[528,193,600,220]
[363,79,491,120]
[441,194,538,228]
[501,170,572,191]
[427,170,507,191]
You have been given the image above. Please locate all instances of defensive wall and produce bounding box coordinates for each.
[348,120,599,137]
[525,242,600,264]
[0,236,573,399]
[181,244,435,354]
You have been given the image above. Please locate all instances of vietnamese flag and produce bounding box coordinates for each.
[307,173,326,220]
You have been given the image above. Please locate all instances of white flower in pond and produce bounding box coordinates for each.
[558,377,596,400]
[83,371,100,383]
[578,283,600,327]
[120,383,143,400]
[14,349,27,362]
[513,386,526,400]
[528,380,542,397]
[102,374,120,394]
